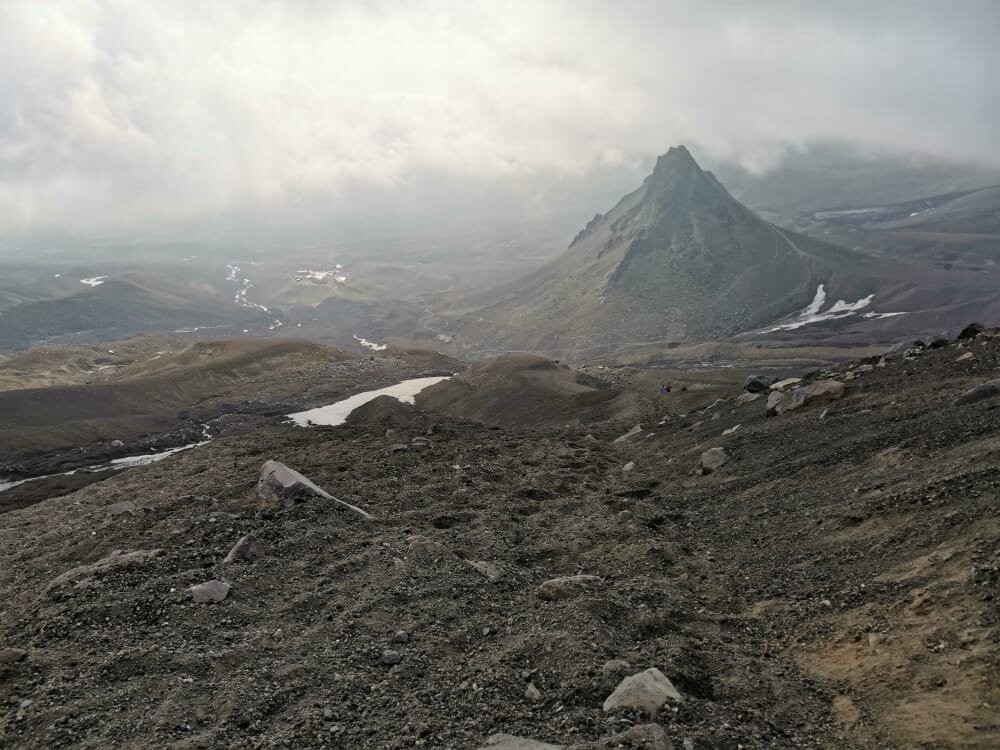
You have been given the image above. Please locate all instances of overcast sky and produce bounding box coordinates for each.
[1,0,997,237]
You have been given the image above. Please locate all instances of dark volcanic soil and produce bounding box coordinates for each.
[0,337,998,749]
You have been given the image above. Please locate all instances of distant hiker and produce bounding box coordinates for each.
[666,383,672,393]
[659,384,666,394]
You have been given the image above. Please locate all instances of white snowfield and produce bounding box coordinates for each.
[287,376,449,427]
[759,284,906,333]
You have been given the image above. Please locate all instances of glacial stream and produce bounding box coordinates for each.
[0,377,450,495]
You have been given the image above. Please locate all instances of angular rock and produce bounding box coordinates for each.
[736,392,761,405]
[391,630,411,643]
[537,574,602,601]
[256,460,372,520]
[955,351,975,362]
[0,648,27,664]
[479,735,563,750]
[190,580,230,604]
[622,461,635,472]
[387,443,409,454]
[525,682,542,701]
[601,658,632,677]
[567,724,673,750]
[469,560,503,581]
[954,379,1000,406]
[47,549,162,593]
[958,323,986,340]
[767,379,845,417]
[769,377,802,391]
[223,533,266,563]
[697,447,728,476]
[408,535,454,557]
[381,649,402,665]
[603,668,681,714]
[744,374,778,393]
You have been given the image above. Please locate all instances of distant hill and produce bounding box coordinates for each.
[439,147,1000,359]
[415,353,638,426]
[0,276,269,352]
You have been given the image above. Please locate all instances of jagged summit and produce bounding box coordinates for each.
[453,147,871,355]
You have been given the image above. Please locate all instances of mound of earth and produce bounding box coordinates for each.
[0,332,996,749]
[344,395,419,428]
[415,354,640,426]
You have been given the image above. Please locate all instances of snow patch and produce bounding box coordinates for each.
[80,276,107,287]
[288,377,450,427]
[759,285,904,333]
[354,335,387,351]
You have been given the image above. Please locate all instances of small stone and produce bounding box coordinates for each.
[222,533,265,563]
[537,574,602,601]
[381,649,402,665]
[19,699,33,710]
[616,510,634,522]
[603,667,681,714]
[622,461,635,472]
[388,443,409,454]
[524,682,542,702]
[955,351,975,362]
[392,630,411,643]
[469,560,503,581]
[190,580,231,604]
[323,708,334,720]
[0,648,27,664]
[601,659,632,677]
[696,447,728,476]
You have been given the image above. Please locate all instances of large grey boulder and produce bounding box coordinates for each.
[256,460,372,520]
[744,374,777,393]
[603,668,681,714]
[767,379,844,417]
[954,379,1000,406]
[696,447,728,476]
[537,574,602,601]
[190,580,231,604]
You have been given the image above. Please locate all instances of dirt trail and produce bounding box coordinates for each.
[0,336,997,749]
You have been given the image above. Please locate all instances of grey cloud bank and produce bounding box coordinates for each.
[0,0,997,236]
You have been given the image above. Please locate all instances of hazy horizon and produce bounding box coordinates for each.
[1,0,998,243]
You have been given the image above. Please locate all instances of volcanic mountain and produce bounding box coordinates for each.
[444,146,1000,359]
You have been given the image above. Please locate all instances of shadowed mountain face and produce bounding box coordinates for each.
[440,147,1000,360]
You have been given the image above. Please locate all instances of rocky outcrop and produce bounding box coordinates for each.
[767,379,845,417]
[256,460,372,520]
[744,374,778,393]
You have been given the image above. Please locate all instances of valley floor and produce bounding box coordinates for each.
[0,338,998,749]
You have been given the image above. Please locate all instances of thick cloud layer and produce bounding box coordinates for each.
[1,0,997,235]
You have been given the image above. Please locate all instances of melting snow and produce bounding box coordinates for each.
[759,284,905,333]
[288,377,450,427]
[354,335,387,351]
[80,276,107,287]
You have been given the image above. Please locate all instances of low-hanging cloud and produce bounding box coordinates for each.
[1,0,997,235]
